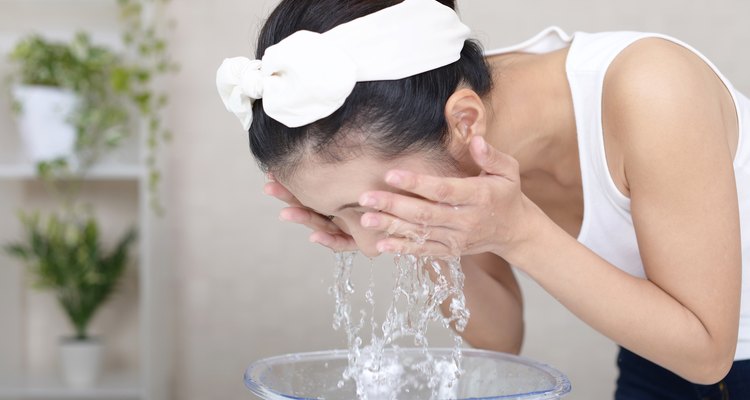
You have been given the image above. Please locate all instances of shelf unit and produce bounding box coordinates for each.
[0,1,172,400]
[0,372,141,400]
[0,165,144,181]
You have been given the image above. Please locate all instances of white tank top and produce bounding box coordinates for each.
[485,27,750,360]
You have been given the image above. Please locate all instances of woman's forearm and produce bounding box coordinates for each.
[508,216,735,384]
[452,253,524,354]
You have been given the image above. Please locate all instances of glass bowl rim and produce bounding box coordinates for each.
[244,347,572,400]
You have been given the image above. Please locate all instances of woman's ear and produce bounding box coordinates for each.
[444,88,487,160]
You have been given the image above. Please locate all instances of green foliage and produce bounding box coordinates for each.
[9,33,130,171]
[6,0,178,214]
[117,0,179,214]
[5,212,137,340]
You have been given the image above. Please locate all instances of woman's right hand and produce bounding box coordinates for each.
[264,176,358,252]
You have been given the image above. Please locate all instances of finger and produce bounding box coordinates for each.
[310,231,358,252]
[376,236,456,257]
[361,212,463,249]
[361,211,431,238]
[381,171,475,206]
[360,213,462,240]
[359,191,458,226]
[469,136,519,180]
[264,181,302,205]
[280,207,342,234]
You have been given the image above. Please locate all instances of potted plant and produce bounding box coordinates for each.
[6,0,178,212]
[4,211,137,388]
[7,33,131,171]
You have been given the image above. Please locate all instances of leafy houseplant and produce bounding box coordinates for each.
[5,212,136,387]
[9,33,131,174]
[6,0,178,213]
[5,212,137,340]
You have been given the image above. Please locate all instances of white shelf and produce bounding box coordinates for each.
[0,373,141,399]
[0,164,143,181]
[0,1,172,399]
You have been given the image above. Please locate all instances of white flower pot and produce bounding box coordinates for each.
[12,85,78,163]
[59,338,102,389]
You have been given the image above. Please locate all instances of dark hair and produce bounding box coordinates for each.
[250,0,492,179]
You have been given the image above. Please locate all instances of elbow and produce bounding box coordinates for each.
[491,334,524,356]
[465,319,525,356]
[498,318,525,355]
[687,357,733,385]
[679,345,735,385]
[477,335,524,356]
[508,320,525,355]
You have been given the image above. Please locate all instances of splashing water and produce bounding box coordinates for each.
[330,252,470,399]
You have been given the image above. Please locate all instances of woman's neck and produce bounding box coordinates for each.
[483,48,579,187]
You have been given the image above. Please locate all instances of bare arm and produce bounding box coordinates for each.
[513,38,741,384]
[452,253,524,354]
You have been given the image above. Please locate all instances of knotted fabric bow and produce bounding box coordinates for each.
[216,0,471,130]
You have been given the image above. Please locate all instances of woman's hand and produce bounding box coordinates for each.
[358,136,541,259]
[264,176,358,252]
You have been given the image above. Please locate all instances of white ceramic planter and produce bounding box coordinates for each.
[12,85,78,163]
[59,338,102,389]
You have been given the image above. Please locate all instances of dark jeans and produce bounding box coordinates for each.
[615,347,750,400]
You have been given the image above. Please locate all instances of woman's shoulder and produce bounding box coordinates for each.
[603,36,732,135]
[600,35,738,196]
[606,36,708,86]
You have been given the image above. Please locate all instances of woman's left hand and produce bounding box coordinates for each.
[359,136,542,259]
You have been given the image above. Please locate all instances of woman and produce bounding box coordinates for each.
[216,0,749,398]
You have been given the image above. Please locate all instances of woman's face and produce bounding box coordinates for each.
[282,152,457,257]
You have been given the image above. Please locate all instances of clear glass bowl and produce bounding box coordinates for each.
[244,348,571,399]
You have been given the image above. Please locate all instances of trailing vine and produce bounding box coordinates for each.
[117,0,179,214]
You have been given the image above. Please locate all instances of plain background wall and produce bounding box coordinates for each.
[167,1,750,399]
[1,1,749,399]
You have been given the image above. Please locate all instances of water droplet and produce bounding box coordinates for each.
[329,245,470,398]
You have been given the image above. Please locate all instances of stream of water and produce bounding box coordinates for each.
[330,252,470,399]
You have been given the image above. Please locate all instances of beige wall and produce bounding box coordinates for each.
[2,1,749,399]
[166,1,750,399]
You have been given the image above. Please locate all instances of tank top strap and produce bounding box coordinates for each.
[565,31,662,279]
[566,31,661,221]
[484,26,572,56]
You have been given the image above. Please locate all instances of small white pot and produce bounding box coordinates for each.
[59,337,102,389]
[12,85,78,163]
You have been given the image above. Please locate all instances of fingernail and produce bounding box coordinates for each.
[385,171,402,186]
[478,136,488,155]
[377,242,393,253]
[360,194,377,207]
[310,234,328,246]
[361,215,378,228]
[310,238,327,246]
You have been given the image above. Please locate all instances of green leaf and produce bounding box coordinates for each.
[5,211,138,337]
[10,99,22,115]
[4,243,30,260]
[110,67,132,92]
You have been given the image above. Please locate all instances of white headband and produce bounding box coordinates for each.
[216,0,471,130]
